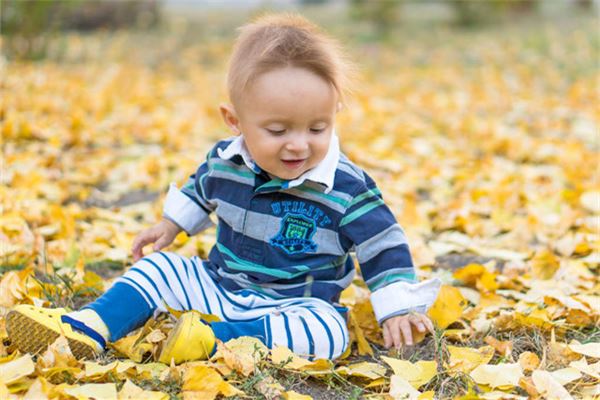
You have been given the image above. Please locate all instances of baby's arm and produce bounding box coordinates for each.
[131,160,216,261]
[340,173,440,349]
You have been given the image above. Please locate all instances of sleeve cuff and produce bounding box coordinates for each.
[370,278,442,324]
[162,183,214,235]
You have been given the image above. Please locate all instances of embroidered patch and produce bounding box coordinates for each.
[270,213,318,254]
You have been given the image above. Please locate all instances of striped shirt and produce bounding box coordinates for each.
[163,133,440,323]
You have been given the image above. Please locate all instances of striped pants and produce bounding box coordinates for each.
[85,252,349,360]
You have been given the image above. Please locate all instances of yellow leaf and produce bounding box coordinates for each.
[549,367,582,386]
[0,268,35,307]
[531,370,573,400]
[135,362,168,380]
[348,311,373,356]
[518,351,540,372]
[81,271,105,292]
[284,390,313,400]
[111,331,153,363]
[484,336,513,357]
[182,365,242,400]
[427,285,465,329]
[145,329,167,344]
[163,303,221,323]
[335,362,386,380]
[569,358,600,379]
[389,374,422,400]
[38,336,80,369]
[299,358,334,376]
[271,347,333,375]
[530,249,560,280]
[23,377,52,399]
[380,357,437,389]
[447,345,494,373]
[470,363,523,388]
[364,377,387,388]
[84,361,118,378]
[212,337,267,377]
[567,341,600,358]
[453,263,498,292]
[0,354,35,385]
[579,190,600,213]
[254,375,285,399]
[118,379,168,400]
[270,346,311,369]
[64,383,118,399]
[513,309,554,332]
[418,391,435,400]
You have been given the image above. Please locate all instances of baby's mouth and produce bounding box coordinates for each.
[281,159,307,169]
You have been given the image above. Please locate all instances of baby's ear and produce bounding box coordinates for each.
[219,103,242,135]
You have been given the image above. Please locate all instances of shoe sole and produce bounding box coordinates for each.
[6,310,97,360]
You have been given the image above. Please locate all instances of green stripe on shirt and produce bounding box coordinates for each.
[212,163,256,179]
[348,187,381,207]
[340,198,385,226]
[369,272,417,292]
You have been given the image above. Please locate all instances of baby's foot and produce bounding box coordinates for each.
[6,305,105,359]
[159,310,215,364]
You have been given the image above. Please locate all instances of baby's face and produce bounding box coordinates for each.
[235,67,337,180]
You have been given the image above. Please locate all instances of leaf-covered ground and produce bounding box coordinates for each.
[1,10,599,400]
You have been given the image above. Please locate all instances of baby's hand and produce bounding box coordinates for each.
[382,312,434,350]
[131,219,182,262]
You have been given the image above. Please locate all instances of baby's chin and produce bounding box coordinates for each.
[267,168,310,181]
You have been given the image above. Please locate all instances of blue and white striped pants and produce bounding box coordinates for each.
[88,251,349,360]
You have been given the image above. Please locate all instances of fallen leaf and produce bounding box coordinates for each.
[389,374,422,400]
[381,357,437,388]
[567,341,600,358]
[182,364,242,399]
[447,345,494,373]
[118,379,168,400]
[427,285,465,329]
[470,362,523,388]
[64,383,118,399]
[518,351,540,372]
[336,361,386,380]
[212,337,267,376]
[0,354,35,385]
[531,370,572,400]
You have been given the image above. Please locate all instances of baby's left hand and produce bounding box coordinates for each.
[382,312,434,350]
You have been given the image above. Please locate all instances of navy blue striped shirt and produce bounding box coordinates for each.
[164,135,439,322]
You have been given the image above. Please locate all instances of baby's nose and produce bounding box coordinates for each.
[285,134,309,152]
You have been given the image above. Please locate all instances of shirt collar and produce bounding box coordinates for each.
[217,130,340,193]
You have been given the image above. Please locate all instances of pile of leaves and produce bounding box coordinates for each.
[1,14,598,399]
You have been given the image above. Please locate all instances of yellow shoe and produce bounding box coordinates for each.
[158,311,215,365]
[6,305,103,360]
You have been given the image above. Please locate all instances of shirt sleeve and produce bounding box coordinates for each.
[339,172,441,324]
[162,159,217,236]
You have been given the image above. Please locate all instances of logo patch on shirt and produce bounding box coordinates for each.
[270,213,318,254]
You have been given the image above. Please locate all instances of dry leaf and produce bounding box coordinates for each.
[531,370,572,400]
[380,357,437,388]
[470,362,523,388]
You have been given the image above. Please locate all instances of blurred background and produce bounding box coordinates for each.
[2,0,598,60]
[1,1,598,273]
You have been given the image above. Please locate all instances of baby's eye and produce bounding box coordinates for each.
[266,128,286,135]
[310,127,325,133]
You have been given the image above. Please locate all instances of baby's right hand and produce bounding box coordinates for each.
[131,219,182,262]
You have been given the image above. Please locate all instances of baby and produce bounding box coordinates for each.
[7,13,441,363]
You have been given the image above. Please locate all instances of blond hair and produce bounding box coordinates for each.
[227,13,355,107]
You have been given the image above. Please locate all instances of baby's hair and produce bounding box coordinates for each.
[227,13,355,107]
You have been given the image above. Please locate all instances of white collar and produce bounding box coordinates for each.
[217,131,340,193]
